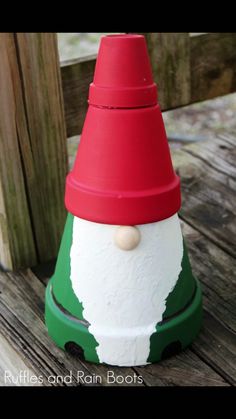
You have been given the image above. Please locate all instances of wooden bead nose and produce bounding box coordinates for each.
[114,226,141,250]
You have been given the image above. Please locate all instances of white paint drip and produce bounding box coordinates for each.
[70,214,183,366]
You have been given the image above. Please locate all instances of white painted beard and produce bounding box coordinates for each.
[70,213,184,366]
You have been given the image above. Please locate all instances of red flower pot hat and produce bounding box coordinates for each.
[65,34,181,225]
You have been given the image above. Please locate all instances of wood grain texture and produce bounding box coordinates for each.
[1,132,236,385]
[0,269,145,386]
[0,33,36,269]
[181,222,236,385]
[134,220,236,386]
[14,33,68,264]
[0,268,229,386]
[173,134,236,259]
[182,222,236,334]
[61,55,96,137]
[134,348,228,386]
[144,33,191,109]
[0,33,68,269]
[0,32,236,383]
[61,33,236,137]
[192,311,236,385]
[190,33,236,102]
[0,333,42,386]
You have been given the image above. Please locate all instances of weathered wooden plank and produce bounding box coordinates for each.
[134,348,229,386]
[190,33,236,103]
[164,136,236,384]
[181,222,236,384]
[14,33,68,265]
[61,33,236,137]
[1,131,235,385]
[136,135,236,386]
[0,33,68,269]
[0,333,42,386]
[172,136,236,259]
[33,268,232,385]
[0,268,228,386]
[182,222,236,334]
[139,232,236,385]
[192,310,236,386]
[0,33,37,269]
[32,134,236,385]
[39,271,232,386]
[0,269,145,386]
[144,33,191,109]
[61,55,96,137]
[180,133,236,180]
[134,225,236,386]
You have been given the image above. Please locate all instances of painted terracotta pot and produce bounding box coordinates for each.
[45,34,202,366]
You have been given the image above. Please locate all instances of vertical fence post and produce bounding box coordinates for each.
[0,33,68,270]
[144,33,191,110]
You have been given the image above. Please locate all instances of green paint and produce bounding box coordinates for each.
[45,278,202,365]
[45,213,202,364]
[45,281,99,363]
[147,280,202,363]
[163,240,196,319]
[147,241,202,362]
[46,212,98,361]
[52,213,84,319]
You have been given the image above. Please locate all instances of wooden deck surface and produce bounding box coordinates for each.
[0,133,235,386]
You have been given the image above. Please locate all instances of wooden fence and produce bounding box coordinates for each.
[0,33,236,270]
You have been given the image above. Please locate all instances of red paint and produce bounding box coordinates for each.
[65,34,181,225]
[89,34,157,108]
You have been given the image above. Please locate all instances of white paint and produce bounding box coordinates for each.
[70,214,183,366]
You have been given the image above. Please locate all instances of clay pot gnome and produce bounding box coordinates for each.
[45,34,202,366]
